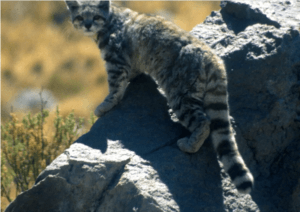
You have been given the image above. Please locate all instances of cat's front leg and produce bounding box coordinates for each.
[94,68,128,117]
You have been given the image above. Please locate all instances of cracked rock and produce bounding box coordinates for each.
[5,0,300,211]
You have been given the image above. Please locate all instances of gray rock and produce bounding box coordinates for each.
[5,75,259,212]
[8,141,179,212]
[11,88,57,112]
[5,0,300,211]
[191,0,300,211]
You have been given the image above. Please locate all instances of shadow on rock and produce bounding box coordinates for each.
[76,74,227,212]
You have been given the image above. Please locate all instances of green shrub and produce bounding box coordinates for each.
[1,107,96,206]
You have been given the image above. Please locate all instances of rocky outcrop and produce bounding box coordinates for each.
[191,0,300,211]
[6,75,259,212]
[5,0,300,211]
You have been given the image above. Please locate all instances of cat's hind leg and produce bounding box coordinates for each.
[174,96,211,153]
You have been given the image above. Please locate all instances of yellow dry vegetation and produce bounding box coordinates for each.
[1,107,93,211]
[1,1,220,121]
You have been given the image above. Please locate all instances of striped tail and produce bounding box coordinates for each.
[204,58,254,194]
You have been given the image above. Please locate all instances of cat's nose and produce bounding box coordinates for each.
[85,23,92,29]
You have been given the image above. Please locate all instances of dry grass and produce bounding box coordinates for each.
[1,1,220,120]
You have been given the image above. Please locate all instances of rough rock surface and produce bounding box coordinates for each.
[191,0,300,211]
[5,0,300,212]
[5,75,258,212]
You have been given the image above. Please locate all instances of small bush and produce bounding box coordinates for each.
[1,107,96,207]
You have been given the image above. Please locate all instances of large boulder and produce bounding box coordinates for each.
[191,0,300,211]
[4,75,258,212]
[5,0,300,211]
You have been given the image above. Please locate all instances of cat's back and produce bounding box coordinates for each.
[109,4,222,79]
[116,7,213,69]
[125,11,199,50]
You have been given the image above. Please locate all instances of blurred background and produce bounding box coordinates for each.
[1,1,220,210]
[1,1,220,123]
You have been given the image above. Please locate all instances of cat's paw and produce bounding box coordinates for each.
[94,107,106,117]
[94,102,114,117]
[177,137,199,153]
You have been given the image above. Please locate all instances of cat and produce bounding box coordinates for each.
[65,0,254,194]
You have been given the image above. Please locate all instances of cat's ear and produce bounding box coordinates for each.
[97,0,110,19]
[97,0,110,12]
[65,0,80,12]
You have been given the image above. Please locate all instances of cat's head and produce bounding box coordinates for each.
[65,0,110,36]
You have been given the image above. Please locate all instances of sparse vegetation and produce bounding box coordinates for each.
[1,107,97,210]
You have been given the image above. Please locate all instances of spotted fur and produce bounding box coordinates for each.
[65,0,254,194]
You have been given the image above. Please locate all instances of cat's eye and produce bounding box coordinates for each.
[93,15,102,21]
[74,15,84,22]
